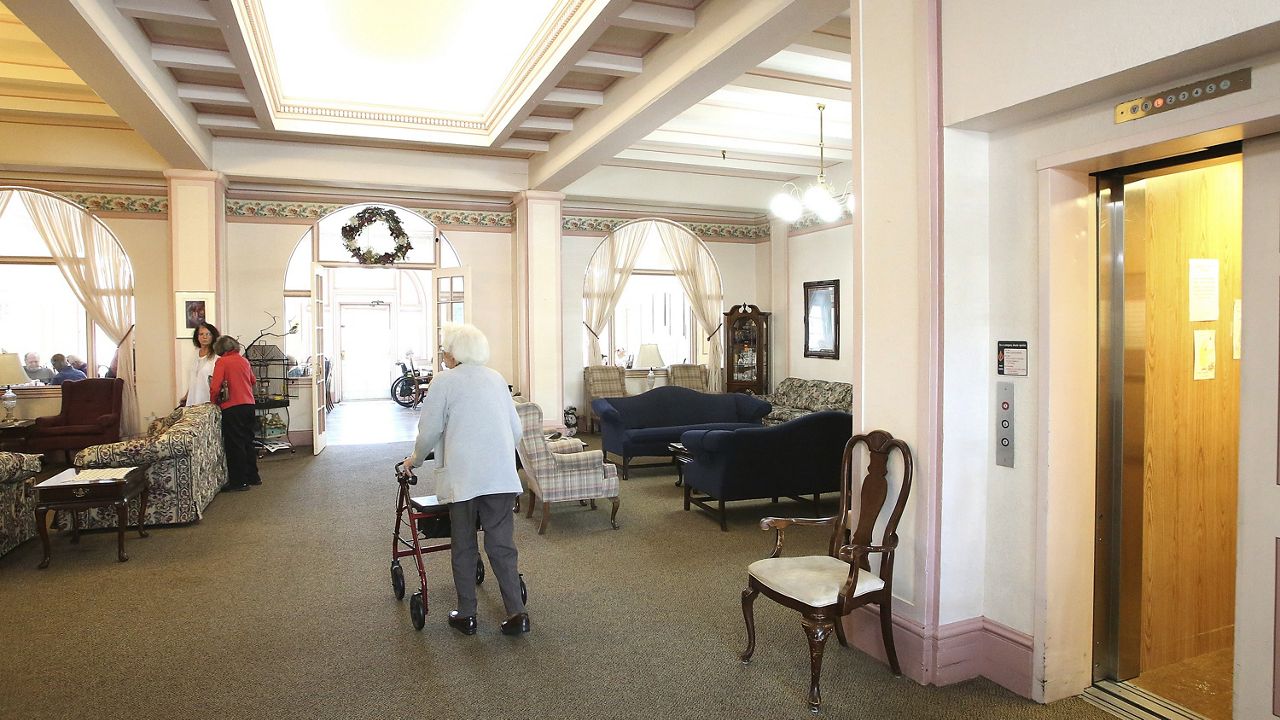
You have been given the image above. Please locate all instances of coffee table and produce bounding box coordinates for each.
[33,466,148,569]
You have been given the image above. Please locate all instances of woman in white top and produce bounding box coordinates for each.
[403,323,528,636]
[180,322,219,406]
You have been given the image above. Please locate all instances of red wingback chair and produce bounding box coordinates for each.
[27,378,124,463]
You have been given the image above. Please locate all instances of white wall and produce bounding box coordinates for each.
[102,216,172,422]
[787,224,854,383]
[224,221,301,345]
[941,0,1280,126]
[448,229,515,384]
[938,128,990,625]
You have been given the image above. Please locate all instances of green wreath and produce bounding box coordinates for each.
[340,206,413,265]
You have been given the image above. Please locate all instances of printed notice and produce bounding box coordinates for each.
[1194,329,1216,380]
[1189,258,1219,322]
[1233,299,1242,359]
[997,341,1028,377]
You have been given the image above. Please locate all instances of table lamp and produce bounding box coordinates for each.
[0,353,29,424]
[635,343,665,390]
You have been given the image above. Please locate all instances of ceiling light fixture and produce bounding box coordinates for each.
[768,103,855,224]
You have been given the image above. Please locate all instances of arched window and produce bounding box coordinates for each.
[583,219,723,386]
[0,187,139,433]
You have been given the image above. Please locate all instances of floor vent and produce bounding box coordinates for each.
[1083,681,1210,720]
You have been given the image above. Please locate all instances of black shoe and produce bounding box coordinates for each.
[224,483,250,492]
[500,613,530,636]
[247,478,262,486]
[448,611,477,635]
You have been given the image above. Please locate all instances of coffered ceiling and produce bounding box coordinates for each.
[0,0,851,206]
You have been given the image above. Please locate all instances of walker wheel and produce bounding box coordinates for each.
[409,591,425,631]
[520,574,528,605]
[475,559,485,585]
[391,561,405,600]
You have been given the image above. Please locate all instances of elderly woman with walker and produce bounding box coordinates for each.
[402,323,529,636]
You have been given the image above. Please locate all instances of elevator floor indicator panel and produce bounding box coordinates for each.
[1114,68,1250,124]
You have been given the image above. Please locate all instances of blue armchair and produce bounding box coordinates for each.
[680,410,852,530]
[592,385,770,480]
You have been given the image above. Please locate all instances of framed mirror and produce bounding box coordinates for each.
[803,280,839,359]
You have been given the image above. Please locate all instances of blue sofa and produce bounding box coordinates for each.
[592,385,770,480]
[680,410,852,530]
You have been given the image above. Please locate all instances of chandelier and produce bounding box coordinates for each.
[768,103,855,224]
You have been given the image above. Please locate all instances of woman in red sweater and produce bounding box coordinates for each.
[210,335,261,491]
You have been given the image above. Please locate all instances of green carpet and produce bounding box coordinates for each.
[0,442,1113,719]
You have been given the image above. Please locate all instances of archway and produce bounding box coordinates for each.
[582,218,724,389]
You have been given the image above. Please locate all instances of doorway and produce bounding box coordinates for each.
[338,303,392,400]
[1092,146,1242,719]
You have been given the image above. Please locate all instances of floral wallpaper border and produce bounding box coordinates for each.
[63,193,168,214]
[57,194,773,239]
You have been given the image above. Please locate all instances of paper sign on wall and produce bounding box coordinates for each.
[1194,329,1217,380]
[997,341,1028,376]
[1233,299,1242,360]
[1189,258,1219,322]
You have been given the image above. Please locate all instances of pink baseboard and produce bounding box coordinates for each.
[841,610,1033,699]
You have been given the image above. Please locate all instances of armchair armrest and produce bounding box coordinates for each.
[551,448,606,474]
[76,436,186,468]
[592,402,622,425]
[758,515,839,559]
[33,415,65,429]
[93,412,120,428]
[836,540,897,563]
[547,437,584,455]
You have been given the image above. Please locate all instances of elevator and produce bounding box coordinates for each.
[1092,145,1242,720]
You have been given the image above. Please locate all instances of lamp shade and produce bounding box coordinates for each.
[0,353,28,386]
[635,343,664,369]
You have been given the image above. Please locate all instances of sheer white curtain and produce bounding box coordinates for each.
[582,222,649,366]
[0,190,11,218]
[653,221,724,390]
[20,191,140,436]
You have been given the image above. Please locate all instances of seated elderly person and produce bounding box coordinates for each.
[66,354,89,374]
[49,353,87,385]
[22,352,53,383]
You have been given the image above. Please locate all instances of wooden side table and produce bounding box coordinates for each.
[0,418,35,452]
[33,466,148,569]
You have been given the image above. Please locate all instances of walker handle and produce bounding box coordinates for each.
[395,461,417,485]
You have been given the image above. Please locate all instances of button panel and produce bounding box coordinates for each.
[1114,68,1251,124]
[997,382,1015,468]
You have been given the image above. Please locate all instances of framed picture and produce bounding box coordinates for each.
[803,280,839,359]
[175,291,216,339]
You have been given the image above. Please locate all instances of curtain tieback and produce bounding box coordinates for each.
[706,322,722,342]
[582,322,600,339]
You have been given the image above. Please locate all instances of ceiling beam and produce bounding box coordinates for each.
[114,0,219,27]
[520,116,574,132]
[787,30,850,62]
[488,0,630,147]
[151,44,237,73]
[206,0,275,130]
[5,0,212,168]
[728,71,851,101]
[177,83,252,107]
[501,138,549,153]
[541,88,605,108]
[573,51,643,77]
[614,2,696,33]
[198,113,260,130]
[529,0,847,190]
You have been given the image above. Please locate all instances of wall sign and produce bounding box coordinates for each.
[997,340,1028,377]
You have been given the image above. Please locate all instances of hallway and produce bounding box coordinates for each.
[325,399,419,446]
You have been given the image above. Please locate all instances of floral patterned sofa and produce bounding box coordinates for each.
[759,377,853,426]
[0,452,41,556]
[69,404,227,529]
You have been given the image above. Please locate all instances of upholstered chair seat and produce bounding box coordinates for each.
[748,556,885,608]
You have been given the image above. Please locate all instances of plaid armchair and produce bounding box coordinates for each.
[583,365,627,432]
[668,364,709,391]
[515,401,619,534]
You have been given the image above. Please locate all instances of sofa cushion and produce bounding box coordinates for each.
[627,422,760,445]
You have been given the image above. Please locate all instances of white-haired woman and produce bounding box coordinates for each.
[403,323,528,636]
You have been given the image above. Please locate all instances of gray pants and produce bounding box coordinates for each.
[449,493,525,617]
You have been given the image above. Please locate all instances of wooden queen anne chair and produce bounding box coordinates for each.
[739,429,913,714]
